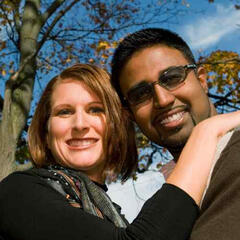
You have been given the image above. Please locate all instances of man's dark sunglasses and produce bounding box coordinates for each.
[125,64,197,105]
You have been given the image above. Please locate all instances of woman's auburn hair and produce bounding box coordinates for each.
[28,63,138,181]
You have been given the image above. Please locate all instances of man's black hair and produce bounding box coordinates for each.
[111,28,196,104]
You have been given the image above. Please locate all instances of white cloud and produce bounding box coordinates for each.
[181,4,240,50]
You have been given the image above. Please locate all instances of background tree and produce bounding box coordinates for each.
[0,0,191,180]
[200,50,240,113]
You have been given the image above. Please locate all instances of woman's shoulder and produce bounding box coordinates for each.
[1,167,41,183]
[0,167,53,197]
[0,167,69,216]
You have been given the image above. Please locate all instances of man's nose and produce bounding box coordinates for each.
[153,84,175,109]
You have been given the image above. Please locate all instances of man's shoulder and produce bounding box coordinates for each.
[220,129,240,147]
[207,129,240,188]
[190,129,240,240]
[215,129,240,165]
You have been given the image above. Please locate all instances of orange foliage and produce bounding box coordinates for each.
[91,40,120,66]
[199,50,240,106]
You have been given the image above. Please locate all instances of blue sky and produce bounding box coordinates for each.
[171,0,240,57]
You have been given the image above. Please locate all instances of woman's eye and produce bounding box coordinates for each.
[89,106,104,114]
[57,109,72,116]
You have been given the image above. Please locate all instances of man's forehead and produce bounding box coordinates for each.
[119,45,189,92]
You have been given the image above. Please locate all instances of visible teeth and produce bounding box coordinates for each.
[161,112,184,124]
[68,139,96,147]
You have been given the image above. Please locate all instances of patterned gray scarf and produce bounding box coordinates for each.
[30,166,127,228]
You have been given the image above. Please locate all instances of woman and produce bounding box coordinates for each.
[0,64,239,240]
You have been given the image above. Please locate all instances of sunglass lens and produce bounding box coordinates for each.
[128,84,152,104]
[160,67,185,90]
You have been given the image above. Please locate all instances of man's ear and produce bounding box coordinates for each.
[197,66,208,93]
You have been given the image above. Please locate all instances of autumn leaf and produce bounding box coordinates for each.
[88,58,95,63]
[1,69,6,76]
[96,41,110,52]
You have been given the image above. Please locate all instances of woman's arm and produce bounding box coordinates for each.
[0,171,197,240]
[167,111,240,205]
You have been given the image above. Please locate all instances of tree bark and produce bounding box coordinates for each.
[0,0,41,180]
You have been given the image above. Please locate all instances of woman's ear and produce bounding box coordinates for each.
[197,66,208,93]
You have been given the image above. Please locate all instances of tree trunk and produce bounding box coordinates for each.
[0,0,40,180]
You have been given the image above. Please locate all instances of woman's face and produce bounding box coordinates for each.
[47,79,106,183]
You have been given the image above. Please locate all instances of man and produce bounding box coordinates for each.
[111,28,240,240]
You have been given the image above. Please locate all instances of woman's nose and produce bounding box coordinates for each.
[72,111,89,132]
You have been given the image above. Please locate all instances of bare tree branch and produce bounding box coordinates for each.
[0,6,19,49]
[38,0,80,51]
[42,0,66,23]
[208,91,232,101]
[209,92,240,110]
[137,148,157,173]
[0,51,18,58]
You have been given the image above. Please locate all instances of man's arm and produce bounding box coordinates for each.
[190,130,240,240]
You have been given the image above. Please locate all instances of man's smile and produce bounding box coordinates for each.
[153,106,187,129]
[160,111,185,127]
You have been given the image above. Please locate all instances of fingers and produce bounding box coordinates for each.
[196,110,240,138]
[219,110,240,135]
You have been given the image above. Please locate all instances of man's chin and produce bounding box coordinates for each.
[157,122,193,145]
[156,131,190,156]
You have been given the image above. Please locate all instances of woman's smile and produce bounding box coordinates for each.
[66,138,99,149]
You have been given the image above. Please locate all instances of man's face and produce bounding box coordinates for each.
[119,45,214,153]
